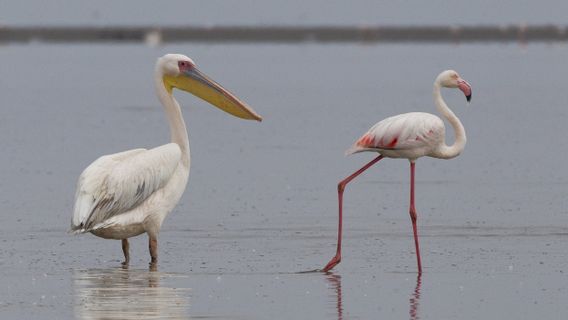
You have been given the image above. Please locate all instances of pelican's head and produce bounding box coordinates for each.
[436,70,472,102]
[157,54,262,121]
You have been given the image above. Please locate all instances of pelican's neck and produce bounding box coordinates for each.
[433,82,466,159]
[155,74,190,167]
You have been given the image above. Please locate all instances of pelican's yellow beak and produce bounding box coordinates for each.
[163,68,262,121]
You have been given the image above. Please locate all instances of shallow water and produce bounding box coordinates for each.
[1,43,568,319]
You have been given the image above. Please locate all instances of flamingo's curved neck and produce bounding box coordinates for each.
[155,73,190,167]
[432,82,466,159]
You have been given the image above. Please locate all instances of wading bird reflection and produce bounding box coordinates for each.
[325,273,343,320]
[73,268,190,319]
[409,274,423,320]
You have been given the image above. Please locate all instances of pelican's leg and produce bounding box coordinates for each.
[409,161,422,274]
[121,239,130,266]
[149,236,158,265]
[322,155,384,272]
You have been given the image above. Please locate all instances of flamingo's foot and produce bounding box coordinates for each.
[322,254,341,272]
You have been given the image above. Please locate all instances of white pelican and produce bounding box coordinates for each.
[322,70,472,273]
[70,54,262,265]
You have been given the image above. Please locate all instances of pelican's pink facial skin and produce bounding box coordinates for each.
[178,60,195,72]
[457,79,472,98]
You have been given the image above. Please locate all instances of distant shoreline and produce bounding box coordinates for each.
[1,25,567,44]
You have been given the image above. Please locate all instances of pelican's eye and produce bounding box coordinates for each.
[178,60,193,71]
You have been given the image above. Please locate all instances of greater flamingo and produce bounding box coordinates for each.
[322,70,472,273]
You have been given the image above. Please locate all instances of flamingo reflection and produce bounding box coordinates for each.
[325,273,343,320]
[409,274,422,320]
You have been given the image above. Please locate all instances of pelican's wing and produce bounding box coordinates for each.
[347,112,445,154]
[71,143,181,233]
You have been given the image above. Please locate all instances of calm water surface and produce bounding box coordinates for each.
[1,43,568,319]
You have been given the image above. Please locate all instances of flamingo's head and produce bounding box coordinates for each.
[436,70,472,102]
[156,53,262,121]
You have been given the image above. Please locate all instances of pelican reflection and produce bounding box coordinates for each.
[73,268,190,319]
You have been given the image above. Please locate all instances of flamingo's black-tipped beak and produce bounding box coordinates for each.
[458,78,472,103]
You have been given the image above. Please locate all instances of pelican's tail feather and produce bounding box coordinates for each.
[68,226,87,235]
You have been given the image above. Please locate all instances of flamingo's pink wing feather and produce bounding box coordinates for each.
[347,112,445,154]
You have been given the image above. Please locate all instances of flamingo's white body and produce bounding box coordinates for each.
[347,112,448,159]
[70,54,262,265]
[323,70,472,273]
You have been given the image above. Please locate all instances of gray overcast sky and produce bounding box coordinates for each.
[1,0,567,26]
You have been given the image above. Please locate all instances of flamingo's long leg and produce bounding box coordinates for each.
[409,162,422,273]
[322,155,384,272]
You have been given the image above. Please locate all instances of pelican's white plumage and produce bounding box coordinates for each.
[70,54,261,265]
[72,144,181,234]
